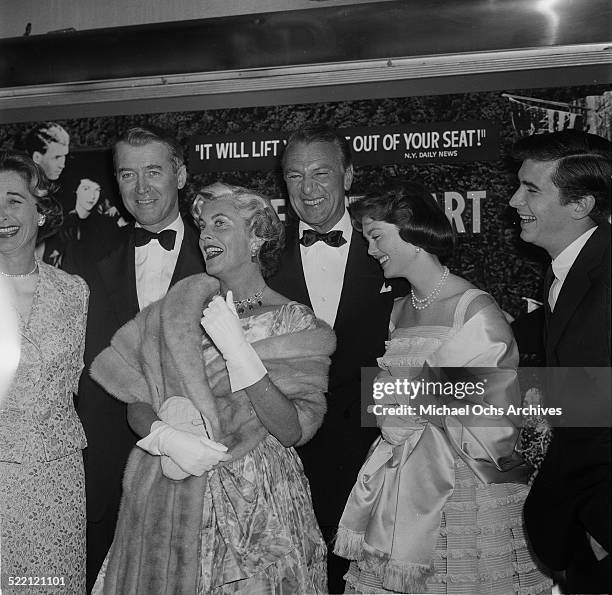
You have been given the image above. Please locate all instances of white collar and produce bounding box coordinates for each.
[551,226,597,282]
[299,208,352,240]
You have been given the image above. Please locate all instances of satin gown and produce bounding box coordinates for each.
[335,290,553,594]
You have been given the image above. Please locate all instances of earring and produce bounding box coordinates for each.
[38,214,46,227]
[415,247,421,253]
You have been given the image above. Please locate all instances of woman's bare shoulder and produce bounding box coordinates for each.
[266,287,292,306]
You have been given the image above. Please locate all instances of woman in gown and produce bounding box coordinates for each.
[0,150,88,593]
[334,182,552,594]
[90,182,335,594]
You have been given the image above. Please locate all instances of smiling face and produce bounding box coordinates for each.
[509,158,586,258]
[0,170,40,259]
[361,216,414,279]
[33,141,69,180]
[115,140,185,232]
[283,141,353,233]
[194,197,256,281]
[75,178,101,213]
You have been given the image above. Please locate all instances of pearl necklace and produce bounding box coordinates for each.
[0,261,38,279]
[411,266,449,310]
[232,286,265,314]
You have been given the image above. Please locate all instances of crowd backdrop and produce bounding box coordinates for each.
[1,83,609,319]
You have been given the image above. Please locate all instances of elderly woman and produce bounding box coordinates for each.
[0,150,88,592]
[334,182,552,594]
[90,182,335,594]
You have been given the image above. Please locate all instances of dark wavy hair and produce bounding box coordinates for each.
[0,150,63,241]
[349,179,455,259]
[512,131,611,225]
[192,182,284,279]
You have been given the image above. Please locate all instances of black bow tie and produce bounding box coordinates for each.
[134,227,177,251]
[299,229,347,248]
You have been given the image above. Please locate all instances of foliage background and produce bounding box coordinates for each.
[0,83,607,316]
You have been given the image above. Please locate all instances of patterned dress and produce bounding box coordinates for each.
[198,304,327,594]
[337,290,553,595]
[0,263,88,594]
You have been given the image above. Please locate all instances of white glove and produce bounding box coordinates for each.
[201,291,267,392]
[137,420,231,476]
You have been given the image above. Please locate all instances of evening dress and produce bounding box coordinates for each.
[335,290,552,594]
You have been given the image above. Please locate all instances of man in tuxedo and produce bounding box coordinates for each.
[268,124,403,592]
[509,130,611,593]
[66,125,205,591]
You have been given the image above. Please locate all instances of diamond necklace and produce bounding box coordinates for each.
[410,266,449,310]
[232,286,265,314]
[0,261,38,278]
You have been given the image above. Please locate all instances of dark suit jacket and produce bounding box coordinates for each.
[66,219,205,522]
[268,221,406,527]
[524,223,611,593]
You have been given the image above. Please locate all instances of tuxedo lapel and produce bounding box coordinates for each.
[273,224,311,308]
[169,218,205,286]
[334,230,379,331]
[97,229,139,327]
[547,225,609,355]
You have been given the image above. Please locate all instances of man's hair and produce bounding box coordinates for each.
[24,122,70,156]
[113,125,184,173]
[512,131,611,225]
[282,124,352,170]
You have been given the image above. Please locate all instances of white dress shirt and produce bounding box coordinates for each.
[299,209,353,327]
[135,216,184,310]
[548,226,597,311]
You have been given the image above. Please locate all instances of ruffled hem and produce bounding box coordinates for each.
[444,501,479,511]
[427,571,480,584]
[334,526,365,561]
[345,566,552,595]
[335,528,434,593]
[438,548,479,560]
[383,560,434,593]
[519,579,554,595]
[478,491,526,511]
[434,539,533,561]
[440,517,523,536]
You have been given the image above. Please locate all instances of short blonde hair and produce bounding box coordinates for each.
[192,182,284,278]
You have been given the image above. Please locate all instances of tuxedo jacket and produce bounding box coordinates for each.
[524,223,611,592]
[268,221,406,527]
[66,219,205,522]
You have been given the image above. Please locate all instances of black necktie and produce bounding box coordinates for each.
[134,227,177,251]
[299,229,347,248]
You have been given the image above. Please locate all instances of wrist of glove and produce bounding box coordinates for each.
[224,341,267,392]
[137,420,231,476]
[201,291,267,392]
